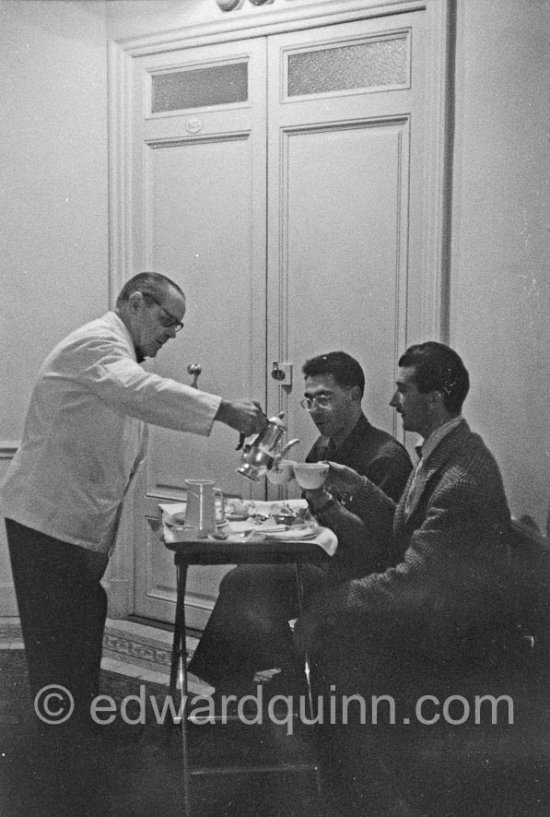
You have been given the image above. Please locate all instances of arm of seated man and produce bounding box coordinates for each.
[297,476,513,663]
[305,486,391,578]
[326,462,397,532]
[304,463,399,575]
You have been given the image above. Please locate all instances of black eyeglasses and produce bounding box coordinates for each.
[144,294,184,333]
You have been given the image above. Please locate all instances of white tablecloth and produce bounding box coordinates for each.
[159,499,338,557]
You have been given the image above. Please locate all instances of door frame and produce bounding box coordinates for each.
[106,0,454,618]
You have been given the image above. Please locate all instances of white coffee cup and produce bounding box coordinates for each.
[293,461,329,490]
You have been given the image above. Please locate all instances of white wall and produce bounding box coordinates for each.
[0,0,109,613]
[105,0,215,39]
[451,0,550,529]
[0,0,109,440]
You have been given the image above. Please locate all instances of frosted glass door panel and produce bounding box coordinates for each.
[151,62,248,113]
[287,35,409,98]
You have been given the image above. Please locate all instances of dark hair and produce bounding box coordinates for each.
[302,351,365,397]
[115,272,184,307]
[398,342,469,413]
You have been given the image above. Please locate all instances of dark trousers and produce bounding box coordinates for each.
[308,616,445,817]
[6,519,109,724]
[188,562,327,689]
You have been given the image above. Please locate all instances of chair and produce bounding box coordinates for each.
[391,517,550,816]
[318,517,550,816]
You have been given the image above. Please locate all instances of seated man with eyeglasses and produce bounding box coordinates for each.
[187,351,412,696]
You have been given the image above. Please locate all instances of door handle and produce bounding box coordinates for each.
[271,362,293,386]
[187,363,202,389]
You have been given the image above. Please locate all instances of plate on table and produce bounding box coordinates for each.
[255,521,319,541]
[225,500,254,521]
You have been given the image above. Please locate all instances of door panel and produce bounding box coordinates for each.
[266,13,425,478]
[146,135,265,492]
[132,38,267,625]
[281,119,409,465]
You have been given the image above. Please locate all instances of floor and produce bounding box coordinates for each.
[0,617,337,817]
[3,619,549,816]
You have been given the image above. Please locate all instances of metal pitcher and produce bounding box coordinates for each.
[236,414,299,481]
[185,479,224,538]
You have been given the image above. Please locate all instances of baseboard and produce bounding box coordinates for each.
[127,614,203,640]
[127,615,174,633]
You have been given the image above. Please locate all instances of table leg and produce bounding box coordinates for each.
[171,560,192,816]
[294,561,314,720]
[165,546,325,808]
[294,561,323,797]
[169,561,188,697]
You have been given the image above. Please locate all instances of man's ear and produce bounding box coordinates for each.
[350,385,363,403]
[127,291,143,314]
[430,390,445,407]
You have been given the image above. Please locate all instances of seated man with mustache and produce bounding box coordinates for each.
[296,342,518,816]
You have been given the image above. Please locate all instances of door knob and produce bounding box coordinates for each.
[187,363,202,389]
[271,362,293,385]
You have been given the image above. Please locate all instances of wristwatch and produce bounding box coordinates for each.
[307,491,336,516]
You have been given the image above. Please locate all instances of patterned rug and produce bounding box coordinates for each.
[0,649,170,728]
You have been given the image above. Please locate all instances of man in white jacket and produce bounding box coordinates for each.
[0,271,265,735]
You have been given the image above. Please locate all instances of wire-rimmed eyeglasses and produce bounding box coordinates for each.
[300,389,348,410]
[145,294,184,332]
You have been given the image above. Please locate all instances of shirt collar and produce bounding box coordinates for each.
[332,413,370,457]
[417,416,463,464]
[108,310,141,362]
[314,414,370,460]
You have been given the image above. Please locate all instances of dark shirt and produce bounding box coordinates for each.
[306,413,412,503]
[305,414,412,583]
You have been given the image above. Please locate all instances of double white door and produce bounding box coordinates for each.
[124,7,447,625]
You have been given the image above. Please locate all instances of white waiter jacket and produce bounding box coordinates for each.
[0,311,221,553]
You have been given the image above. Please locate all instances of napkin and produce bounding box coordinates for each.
[159,502,187,527]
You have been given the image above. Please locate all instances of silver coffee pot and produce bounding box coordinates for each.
[236,413,299,481]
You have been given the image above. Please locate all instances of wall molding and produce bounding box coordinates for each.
[115,0,428,55]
